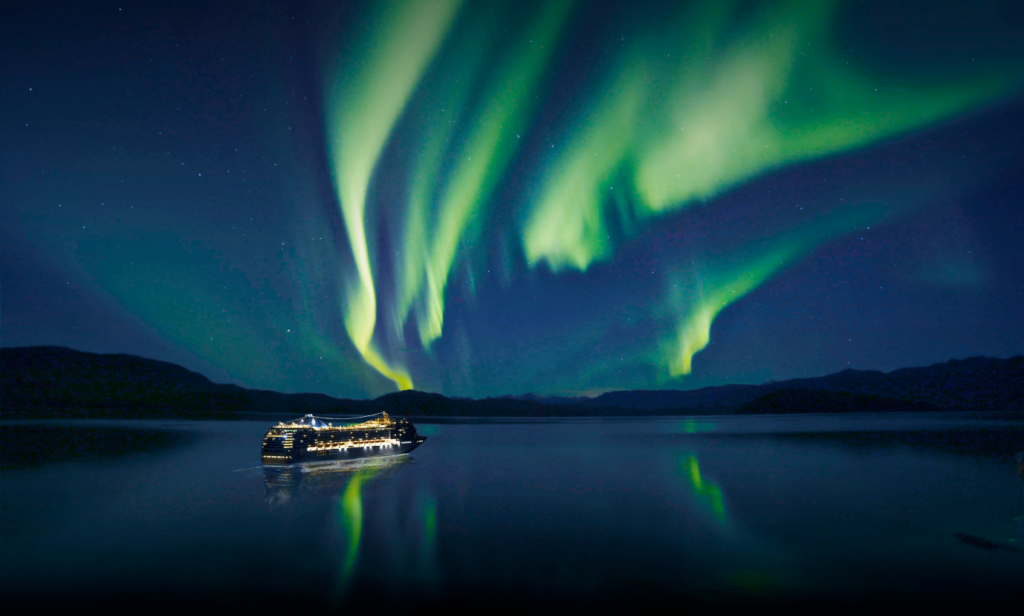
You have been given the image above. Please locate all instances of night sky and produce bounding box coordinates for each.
[3,0,1024,399]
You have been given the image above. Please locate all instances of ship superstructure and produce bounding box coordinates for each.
[261,412,426,464]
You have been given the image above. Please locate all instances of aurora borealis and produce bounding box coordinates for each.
[3,0,1024,398]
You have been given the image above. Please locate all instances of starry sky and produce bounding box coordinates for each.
[3,0,1024,399]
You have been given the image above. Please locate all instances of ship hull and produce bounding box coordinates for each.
[261,413,426,466]
[262,437,426,465]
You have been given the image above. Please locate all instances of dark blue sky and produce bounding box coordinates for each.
[3,0,1023,398]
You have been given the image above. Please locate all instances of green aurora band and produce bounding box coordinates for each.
[523,0,1016,271]
[324,0,463,390]
[319,0,1023,389]
[665,205,888,375]
[401,0,575,349]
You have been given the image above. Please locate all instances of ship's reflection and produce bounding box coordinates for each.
[263,457,409,506]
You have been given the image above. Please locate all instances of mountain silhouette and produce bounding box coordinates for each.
[2,346,1021,418]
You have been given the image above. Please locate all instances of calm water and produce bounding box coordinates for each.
[2,414,1022,608]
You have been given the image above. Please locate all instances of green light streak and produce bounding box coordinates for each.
[518,0,1021,379]
[669,252,796,377]
[337,472,366,594]
[633,1,833,212]
[524,55,647,271]
[412,1,575,347]
[680,454,728,525]
[666,206,885,376]
[524,0,1020,272]
[324,0,462,389]
[415,490,440,594]
[398,3,506,344]
[333,467,382,601]
[677,418,716,434]
[312,0,1022,388]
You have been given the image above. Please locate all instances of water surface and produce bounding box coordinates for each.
[2,414,1022,608]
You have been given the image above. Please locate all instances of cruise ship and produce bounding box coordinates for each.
[261,412,426,464]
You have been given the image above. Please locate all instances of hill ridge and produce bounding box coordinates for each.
[2,346,1021,418]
